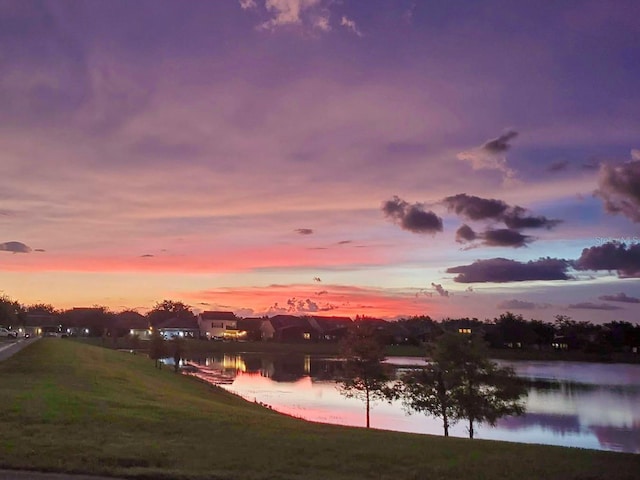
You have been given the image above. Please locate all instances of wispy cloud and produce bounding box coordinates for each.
[457,130,518,181]
[598,292,640,304]
[568,302,622,311]
[340,15,363,36]
[497,299,547,310]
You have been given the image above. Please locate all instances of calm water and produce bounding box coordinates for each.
[183,353,640,454]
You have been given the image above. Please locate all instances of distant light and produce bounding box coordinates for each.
[130,329,134,335]
[67,328,71,333]
[84,328,89,334]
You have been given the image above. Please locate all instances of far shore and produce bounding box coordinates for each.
[78,337,640,364]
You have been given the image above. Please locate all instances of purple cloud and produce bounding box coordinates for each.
[447,257,571,283]
[596,155,640,222]
[598,292,640,304]
[575,242,640,278]
[0,241,32,254]
[382,196,443,234]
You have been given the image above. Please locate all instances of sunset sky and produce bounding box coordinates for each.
[1,0,639,322]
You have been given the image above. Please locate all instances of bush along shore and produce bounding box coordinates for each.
[0,339,638,480]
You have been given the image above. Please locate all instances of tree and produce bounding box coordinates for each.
[435,332,526,439]
[400,362,458,436]
[337,324,393,428]
[147,300,195,327]
[148,330,168,369]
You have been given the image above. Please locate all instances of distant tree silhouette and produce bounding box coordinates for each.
[337,324,393,428]
[147,300,195,327]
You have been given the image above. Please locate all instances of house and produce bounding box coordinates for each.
[115,311,150,338]
[198,311,244,340]
[308,315,352,341]
[155,316,200,339]
[237,317,264,341]
[261,315,317,342]
[24,310,60,336]
[62,307,112,336]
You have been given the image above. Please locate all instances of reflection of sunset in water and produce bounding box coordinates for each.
[189,355,640,453]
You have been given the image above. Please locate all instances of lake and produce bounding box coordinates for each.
[181,353,640,454]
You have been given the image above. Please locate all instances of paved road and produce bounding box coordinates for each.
[0,337,39,362]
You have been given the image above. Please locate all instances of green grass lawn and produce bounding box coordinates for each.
[0,339,637,480]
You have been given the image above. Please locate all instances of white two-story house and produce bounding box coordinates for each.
[198,311,242,340]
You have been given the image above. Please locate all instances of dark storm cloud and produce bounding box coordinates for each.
[456,224,477,243]
[481,130,518,154]
[431,283,449,297]
[443,194,508,221]
[295,228,314,235]
[547,160,570,173]
[447,257,571,283]
[482,229,532,248]
[0,241,32,253]
[568,302,623,311]
[497,299,539,310]
[575,242,640,278]
[382,196,443,234]
[598,292,640,304]
[595,159,640,222]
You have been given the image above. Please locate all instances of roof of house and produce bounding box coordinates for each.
[199,311,237,321]
[25,313,60,328]
[115,311,148,330]
[309,316,353,333]
[268,315,314,331]
[237,318,263,330]
[156,316,199,330]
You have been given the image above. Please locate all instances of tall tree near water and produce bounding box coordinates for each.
[438,332,526,438]
[337,324,393,428]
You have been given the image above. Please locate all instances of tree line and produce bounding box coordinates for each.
[2,296,639,354]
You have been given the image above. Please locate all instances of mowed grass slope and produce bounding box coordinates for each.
[0,340,637,480]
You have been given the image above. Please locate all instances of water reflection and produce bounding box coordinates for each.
[184,354,640,454]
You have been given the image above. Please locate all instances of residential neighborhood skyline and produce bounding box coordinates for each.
[1,1,639,324]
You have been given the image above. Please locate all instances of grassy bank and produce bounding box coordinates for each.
[1,339,637,480]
